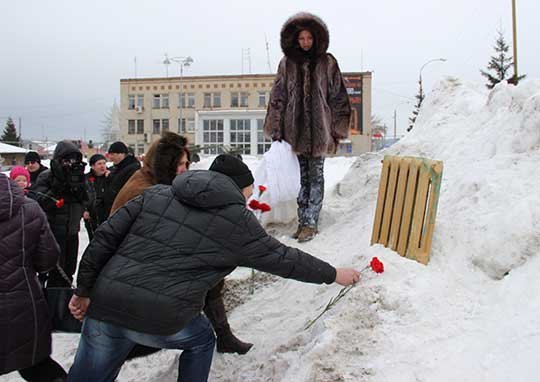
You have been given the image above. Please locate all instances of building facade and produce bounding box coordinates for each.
[119,72,372,156]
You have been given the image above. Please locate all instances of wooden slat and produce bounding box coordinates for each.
[370,157,391,245]
[379,157,400,246]
[416,161,444,264]
[396,159,419,256]
[388,158,411,250]
[407,160,431,262]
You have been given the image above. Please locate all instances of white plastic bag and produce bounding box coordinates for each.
[253,141,300,225]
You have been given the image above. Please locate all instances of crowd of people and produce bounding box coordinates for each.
[1,12,357,382]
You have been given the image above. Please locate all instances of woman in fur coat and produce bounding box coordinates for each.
[264,12,351,242]
[111,132,253,355]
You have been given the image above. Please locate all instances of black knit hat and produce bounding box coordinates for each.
[209,154,254,189]
[89,154,106,166]
[108,141,129,154]
[24,151,41,164]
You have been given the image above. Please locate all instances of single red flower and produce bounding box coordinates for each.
[258,203,271,212]
[248,199,261,210]
[258,185,267,193]
[55,198,65,209]
[370,257,384,273]
[88,176,95,183]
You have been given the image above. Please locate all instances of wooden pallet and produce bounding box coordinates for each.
[371,155,443,265]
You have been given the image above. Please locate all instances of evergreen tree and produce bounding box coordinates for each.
[480,30,525,89]
[407,81,424,132]
[1,117,21,146]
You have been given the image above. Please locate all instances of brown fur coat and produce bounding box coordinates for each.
[264,12,351,157]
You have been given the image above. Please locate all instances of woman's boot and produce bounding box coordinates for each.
[203,296,253,355]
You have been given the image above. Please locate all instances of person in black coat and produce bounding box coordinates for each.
[102,141,140,217]
[83,154,109,241]
[24,151,48,191]
[0,173,66,381]
[68,155,360,382]
[29,140,88,287]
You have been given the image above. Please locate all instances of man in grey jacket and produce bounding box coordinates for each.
[68,154,359,382]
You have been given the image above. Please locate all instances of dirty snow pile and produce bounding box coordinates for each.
[3,78,540,382]
[209,78,540,382]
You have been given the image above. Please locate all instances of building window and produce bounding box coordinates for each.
[202,119,224,154]
[230,92,249,107]
[230,119,251,154]
[179,118,195,134]
[136,120,144,134]
[258,91,268,107]
[231,92,239,107]
[153,94,169,109]
[203,92,221,108]
[129,144,135,153]
[162,119,169,132]
[137,143,145,156]
[179,93,195,108]
[137,94,144,108]
[203,93,212,108]
[153,119,161,134]
[257,119,272,154]
[128,120,136,134]
[213,93,221,107]
[240,92,249,107]
[128,95,136,109]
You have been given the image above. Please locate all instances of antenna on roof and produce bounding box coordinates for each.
[163,53,171,78]
[265,34,272,73]
[241,48,251,75]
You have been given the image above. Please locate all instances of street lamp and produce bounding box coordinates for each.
[408,58,446,132]
[418,58,446,104]
[171,56,194,134]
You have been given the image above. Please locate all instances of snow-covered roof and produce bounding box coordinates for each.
[0,141,27,154]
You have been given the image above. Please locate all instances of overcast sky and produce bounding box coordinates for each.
[1,0,538,142]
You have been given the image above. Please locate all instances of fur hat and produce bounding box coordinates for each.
[280,12,329,61]
[10,166,30,184]
[108,141,129,154]
[209,154,254,189]
[24,151,41,164]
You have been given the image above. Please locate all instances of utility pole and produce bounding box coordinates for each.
[511,0,519,84]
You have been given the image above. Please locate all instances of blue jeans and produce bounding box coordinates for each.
[68,314,215,382]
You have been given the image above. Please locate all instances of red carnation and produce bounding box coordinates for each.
[370,257,384,273]
[248,199,261,210]
[258,185,267,193]
[55,198,65,209]
[88,176,95,183]
[258,203,271,212]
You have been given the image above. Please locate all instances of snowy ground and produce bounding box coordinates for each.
[3,78,540,381]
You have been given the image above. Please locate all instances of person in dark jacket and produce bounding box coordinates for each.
[68,156,360,382]
[264,12,351,242]
[113,139,253,355]
[25,151,48,191]
[83,154,109,241]
[102,141,141,216]
[0,173,67,381]
[30,140,88,286]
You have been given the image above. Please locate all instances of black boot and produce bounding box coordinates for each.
[203,297,253,355]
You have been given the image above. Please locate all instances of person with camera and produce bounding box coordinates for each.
[30,140,88,287]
